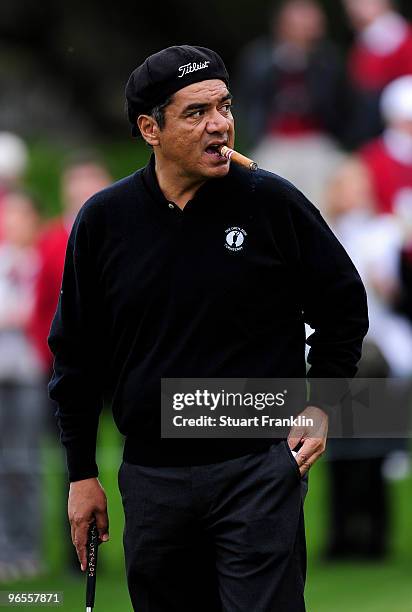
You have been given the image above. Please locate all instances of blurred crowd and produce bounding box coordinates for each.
[236,0,412,382]
[0,0,411,583]
[236,0,412,561]
[0,140,112,581]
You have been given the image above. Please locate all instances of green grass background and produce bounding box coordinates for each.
[4,140,411,611]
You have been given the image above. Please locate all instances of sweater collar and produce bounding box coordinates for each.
[141,153,240,214]
[142,153,180,212]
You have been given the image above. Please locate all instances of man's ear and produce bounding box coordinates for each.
[137,115,160,146]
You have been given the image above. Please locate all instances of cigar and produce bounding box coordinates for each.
[219,146,258,171]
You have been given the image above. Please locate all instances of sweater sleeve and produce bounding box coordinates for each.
[48,207,104,482]
[289,186,369,408]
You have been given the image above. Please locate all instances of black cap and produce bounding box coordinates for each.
[125,45,229,136]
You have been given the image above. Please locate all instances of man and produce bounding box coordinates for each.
[360,75,412,217]
[343,0,412,147]
[48,46,368,611]
[235,0,346,210]
[29,154,111,372]
[0,189,43,582]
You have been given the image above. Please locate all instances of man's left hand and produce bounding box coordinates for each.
[287,405,328,477]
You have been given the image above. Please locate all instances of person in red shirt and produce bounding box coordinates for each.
[360,75,412,217]
[235,0,346,210]
[29,155,111,374]
[0,190,44,581]
[343,0,412,147]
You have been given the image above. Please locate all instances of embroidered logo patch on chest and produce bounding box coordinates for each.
[225,227,247,252]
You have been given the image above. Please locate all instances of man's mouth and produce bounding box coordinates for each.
[204,143,227,158]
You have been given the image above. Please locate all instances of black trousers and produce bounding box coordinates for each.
[118,441,307,612]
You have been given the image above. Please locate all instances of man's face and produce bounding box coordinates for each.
[393,118,412,137]
[155,79,235,181]
[276,0,326,48]
[2,194,40,247]
[62,162,111,217]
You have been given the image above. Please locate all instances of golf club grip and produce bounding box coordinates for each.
[86,521,99,608]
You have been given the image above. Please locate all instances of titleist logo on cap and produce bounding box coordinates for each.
[178,61,210,78]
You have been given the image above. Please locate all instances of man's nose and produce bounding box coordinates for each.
[205,109,229,133]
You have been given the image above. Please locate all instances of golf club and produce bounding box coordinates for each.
[85,520,99,612]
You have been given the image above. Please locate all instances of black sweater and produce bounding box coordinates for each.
[48,156,368,481]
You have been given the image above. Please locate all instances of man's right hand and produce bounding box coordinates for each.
[68,477,109,572]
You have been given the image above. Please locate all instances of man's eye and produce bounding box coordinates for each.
[190,110,204,118]
[221,104,232,113]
